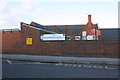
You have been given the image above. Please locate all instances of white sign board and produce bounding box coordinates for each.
[75,36,81,40]
[82,31,86,36]
[82,36,86,40]
[40,34,65,41]
[87,35,94,40]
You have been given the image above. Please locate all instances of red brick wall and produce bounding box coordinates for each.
[2,32,21,53]
[1,25,119,58]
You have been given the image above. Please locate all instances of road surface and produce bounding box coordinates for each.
[2,59,119,78]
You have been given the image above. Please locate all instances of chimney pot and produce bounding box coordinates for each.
[88,15,91,22]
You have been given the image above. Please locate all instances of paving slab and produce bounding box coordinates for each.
[2,54,120,65]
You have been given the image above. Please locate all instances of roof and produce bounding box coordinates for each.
[44,25,85,35]
[30,21,47,30]
[30,22,98,35]
[100,28,120,39]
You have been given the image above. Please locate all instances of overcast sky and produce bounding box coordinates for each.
[0,0,119,29]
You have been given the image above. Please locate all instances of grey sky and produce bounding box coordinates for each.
[0,0,119,29]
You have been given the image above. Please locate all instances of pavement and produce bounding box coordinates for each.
[2,54,120,65]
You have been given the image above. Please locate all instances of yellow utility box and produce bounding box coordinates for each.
[26,38,32,45]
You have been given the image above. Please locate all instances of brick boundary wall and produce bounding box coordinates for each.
[1,25,119,58]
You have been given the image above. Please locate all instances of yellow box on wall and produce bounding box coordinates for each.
[26,38,32,45]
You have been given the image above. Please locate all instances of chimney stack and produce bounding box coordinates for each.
[88,15,91,22]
